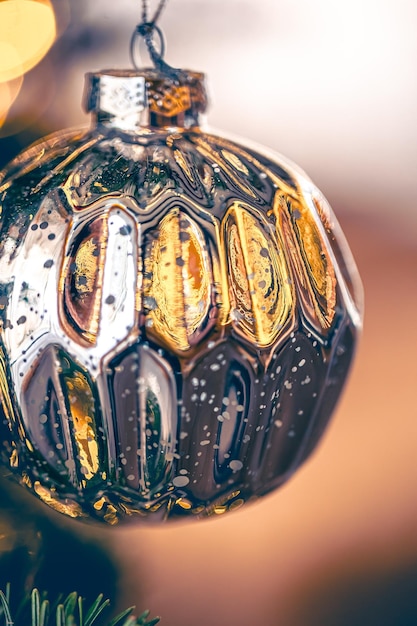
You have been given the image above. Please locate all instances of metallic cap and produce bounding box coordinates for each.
[84,69,208,131]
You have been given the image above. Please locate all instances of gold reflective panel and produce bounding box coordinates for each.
[61,215,108,344]
[312,191,363,315]
[193,137,257,199]
[10,447,18,468]
[206,490,244,517]
[223,202,293,347]
[274,192,337,330]
[34,481,84,519]
[62,369,99,481]
[173,149,194,182]
[149,85,191,118]
[0,346,14,425]
[144,209,212,352]
[92,496,119,525]
[221,150,250,175]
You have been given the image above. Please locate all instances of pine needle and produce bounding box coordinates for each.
[0,586,160,626]
[0,591,13,626]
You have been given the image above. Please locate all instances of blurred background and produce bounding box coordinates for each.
[0,0,416,624]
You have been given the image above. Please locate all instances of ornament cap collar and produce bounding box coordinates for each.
[84,68,208,132]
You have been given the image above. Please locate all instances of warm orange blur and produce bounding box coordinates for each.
[0,0,56,130]
[0,0,56,83]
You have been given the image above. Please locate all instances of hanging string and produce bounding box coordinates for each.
[130,0,184,80]
[140,0,168,26]
[141,0,148,24]
[149,0,169,26]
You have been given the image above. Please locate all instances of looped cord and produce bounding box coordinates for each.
[130,0,184,80]
[141,0,167,25]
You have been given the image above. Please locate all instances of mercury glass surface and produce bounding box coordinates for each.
[0,69,362,524]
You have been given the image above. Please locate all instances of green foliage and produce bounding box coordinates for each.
[0,585,159,626]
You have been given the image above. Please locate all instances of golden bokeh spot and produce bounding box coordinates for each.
[0,0,56,83]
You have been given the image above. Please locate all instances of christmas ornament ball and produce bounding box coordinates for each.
[0,70,362,524]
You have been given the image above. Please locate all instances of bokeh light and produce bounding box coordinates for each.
[0,0,56,83]
[0,75,23,128]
